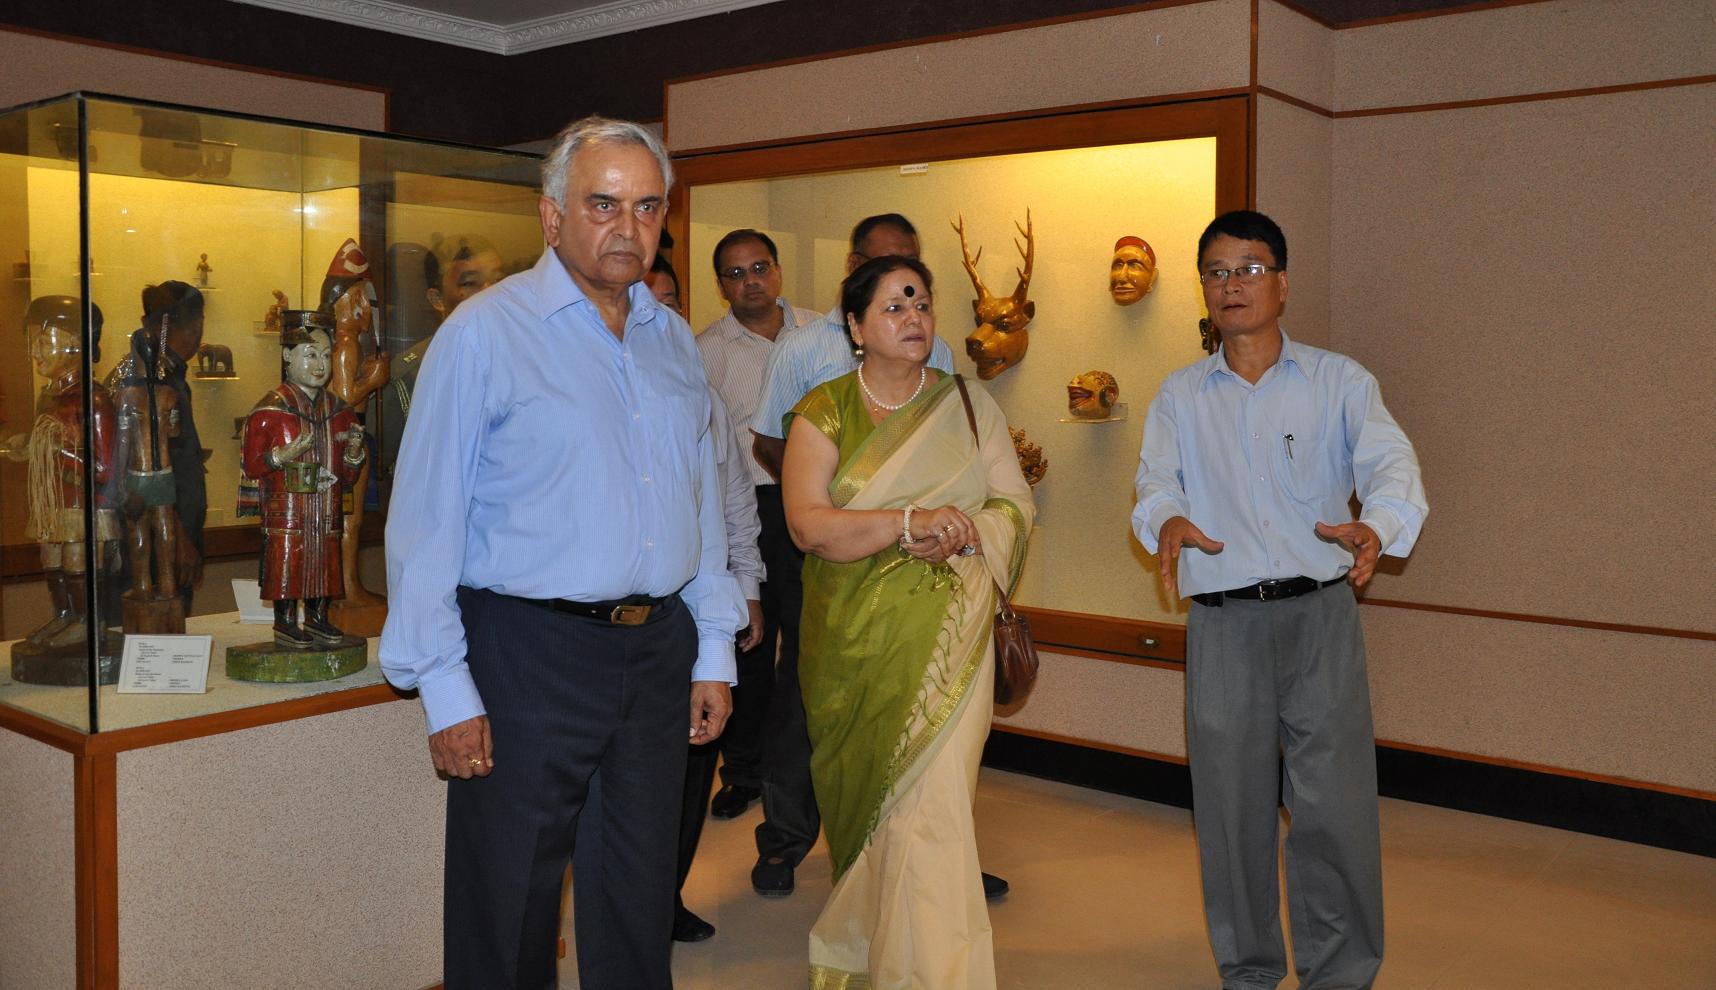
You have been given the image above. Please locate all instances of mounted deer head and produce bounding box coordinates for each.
[952,210,1035,380]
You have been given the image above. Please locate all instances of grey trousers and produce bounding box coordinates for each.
[1186,583,1384,990]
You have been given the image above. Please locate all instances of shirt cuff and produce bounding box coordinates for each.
[692,635,738,685]
[1358,506,1405,556]
[418,667,487,736]
[737,574,762,601]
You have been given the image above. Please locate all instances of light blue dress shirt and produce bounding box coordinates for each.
[1132,330,1427,598]
[751,305,956,440]
[380,250,747,734]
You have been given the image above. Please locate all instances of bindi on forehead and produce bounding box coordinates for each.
[903,284,915,297]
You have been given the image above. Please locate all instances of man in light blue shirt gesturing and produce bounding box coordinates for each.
[380,116,745,990]
[1133,210,1426,990]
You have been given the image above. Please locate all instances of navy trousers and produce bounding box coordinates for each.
[443,588,695,990]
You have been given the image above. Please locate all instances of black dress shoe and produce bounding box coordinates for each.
[672,905,715,943]
[981,872,1010,901]
[709,784,761,819]
[751,854,795,897]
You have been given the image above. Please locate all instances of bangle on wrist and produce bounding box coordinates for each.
[901,504,917,547]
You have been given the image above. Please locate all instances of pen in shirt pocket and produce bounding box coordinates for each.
[1283,434,1295,460]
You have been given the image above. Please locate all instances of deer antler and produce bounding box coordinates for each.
[1011,209,1034,303]
[951,214,992,302]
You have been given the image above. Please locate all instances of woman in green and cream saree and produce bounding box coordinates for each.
[782,257,1034,990]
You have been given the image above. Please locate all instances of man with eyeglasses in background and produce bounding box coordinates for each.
[1132,210,1427,990]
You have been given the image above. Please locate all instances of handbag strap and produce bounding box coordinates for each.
[952,374,1016,612]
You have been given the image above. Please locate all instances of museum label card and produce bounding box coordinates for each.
[117,635,213,694]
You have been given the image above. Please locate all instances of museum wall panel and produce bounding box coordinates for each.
[1253,95,1332,348]
[1363,608,1716,794]
[665,0,1252,152]
[1334,0,1716,112]
[1256,0,1335,110]
[115,702,443,988]
[1327,83,1715,628]
[0,27,386,132]
[994,653,1187,760]
[0,732,75,990]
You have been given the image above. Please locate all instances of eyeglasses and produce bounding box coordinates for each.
[1199,264,1280,285]
[717,260,776,282]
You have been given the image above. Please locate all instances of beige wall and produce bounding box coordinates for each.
[0,732,76,990]
[666,0,1251,152]
[116,701,443,988]
[664,0,1716,795]
[0,27,386,131]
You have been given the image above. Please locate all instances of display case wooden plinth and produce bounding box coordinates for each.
[226,639,367,682]
[120,597,186,635]
[10,631,123,686]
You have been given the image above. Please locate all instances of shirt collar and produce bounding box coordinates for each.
[1198,327,1304,390]
[716,297,796,341]
[528,248,664,334]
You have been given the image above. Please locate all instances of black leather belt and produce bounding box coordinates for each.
[519,594,669,626]
[1191,576,1344,608]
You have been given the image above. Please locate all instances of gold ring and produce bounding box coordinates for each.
[468,758,483,767]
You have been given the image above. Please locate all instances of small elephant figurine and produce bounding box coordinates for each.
[196,342,235,376]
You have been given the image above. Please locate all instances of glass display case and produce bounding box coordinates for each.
[680,129,1228,629]
[0,93,542,733]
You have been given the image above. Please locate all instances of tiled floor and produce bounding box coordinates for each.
[560,769,1716,988]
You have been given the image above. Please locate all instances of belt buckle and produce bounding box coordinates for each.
[1257,581,1286,602]
[610,604,651,626]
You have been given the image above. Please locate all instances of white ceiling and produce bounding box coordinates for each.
[229,0,785,55]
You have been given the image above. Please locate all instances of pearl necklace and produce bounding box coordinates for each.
[858,365,927,412]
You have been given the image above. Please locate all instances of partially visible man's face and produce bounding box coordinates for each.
[539,141,665,296]
[716,238,782,321]
[645,269,681,316]
[847,225,919,273]
[432,250,503,318]
[284,331,333,392]
[1200,234,1287,341]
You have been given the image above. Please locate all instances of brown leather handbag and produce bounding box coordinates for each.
[953,375,1040,705]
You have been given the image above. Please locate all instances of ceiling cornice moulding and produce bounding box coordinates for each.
[230,0,782,55]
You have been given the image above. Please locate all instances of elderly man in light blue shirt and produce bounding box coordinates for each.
[380,116,744,990]
[1133,211,1426,990]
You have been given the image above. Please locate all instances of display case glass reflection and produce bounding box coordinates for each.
[0,93,540,733]
[685,138,1216,625]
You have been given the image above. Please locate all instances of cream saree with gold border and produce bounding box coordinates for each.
[788,373,1033,990]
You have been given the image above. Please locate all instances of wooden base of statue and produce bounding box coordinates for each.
[121,596,187,635]
[226,638,367,683]
[328,598,387,638]
[11,630,124,686]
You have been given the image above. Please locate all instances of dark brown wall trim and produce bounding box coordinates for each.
[1257,85,1335,117]
[1378,738,1716,803]
[1334,74,1716,118]
[1361,597,1716,642]
[1336,0,1556,29]
[985,728,1716,857]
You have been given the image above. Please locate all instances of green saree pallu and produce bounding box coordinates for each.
[788,371,1034,882]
